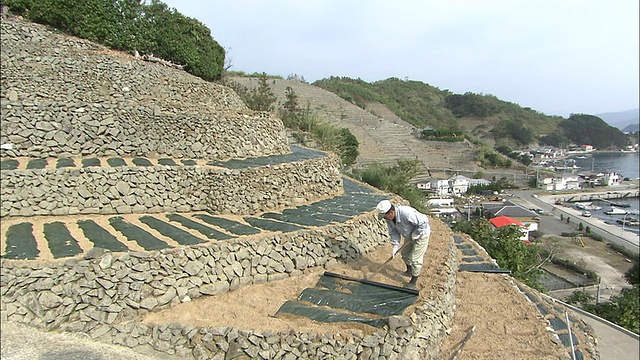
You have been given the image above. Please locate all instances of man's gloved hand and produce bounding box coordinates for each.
[392,244,400,258]
[411,230,422,241]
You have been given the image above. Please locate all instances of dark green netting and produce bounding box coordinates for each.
[132,158,153,167]
[2,222,39,259]
[459,263,511,273]
[454,236,465,244]
[108,216,169,250]
[456,243,472,249]
[342,178,376,194]
[77,219,130,252]
[81,158,101,167]
[281,207,350,222]
[276,301,387,328]
[139,216,205,245]
[548,317,567,331]
[193,214,261,235]
[56,158,75,168]
[166,214,234,240]
[275,272,418,328]
[571,350,584,360]
[182,159,197,166]
[158,158,178,166]
[460,249,478,256]
[243,217,306,232]
[536,304,550,316]
[43,222,82,258]
[106,158,127,167]
[461,256,485,262]
[0,158,19,170]
[558,333,579,347]
[26,158,47,169]
[260,212,329,227]
[297,287,415,316]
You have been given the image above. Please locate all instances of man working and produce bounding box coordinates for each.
[376,199,431,289]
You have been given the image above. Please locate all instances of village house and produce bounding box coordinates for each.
[489,216,531,242]
[482,202,540,239]
[539,175,581,191]
[448,175,471,195]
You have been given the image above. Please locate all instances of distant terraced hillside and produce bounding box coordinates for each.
[229,77,478,172]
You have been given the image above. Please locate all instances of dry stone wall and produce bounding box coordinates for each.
[1,19,247,115]
[0,15,459,360]
[0,102,289,159]
[1,155,342,218]
[0,215,458,360]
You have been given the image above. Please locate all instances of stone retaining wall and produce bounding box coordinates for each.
[1,155,342,218]
[1,18,248,115]
[0,216,458,360]
[0,102,289,160]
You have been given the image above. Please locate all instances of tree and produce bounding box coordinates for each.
[280,86,301,129]
[585,287,639,334]
[245,73,277,112]
[559,114,629,149]
[566,290,594,307]
[626,262,639,285]
[453,218,544,290]
[336,128,359,166]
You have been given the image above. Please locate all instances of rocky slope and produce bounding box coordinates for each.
[229,77,478,172]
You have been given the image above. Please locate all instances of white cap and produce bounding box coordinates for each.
[376,200,392,219]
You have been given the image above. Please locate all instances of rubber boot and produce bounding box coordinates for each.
[407,276,418,289]
[403,263,412,277]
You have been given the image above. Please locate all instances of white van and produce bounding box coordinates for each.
[427,198,454,208]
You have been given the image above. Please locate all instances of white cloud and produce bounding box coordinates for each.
[162,0,639,117]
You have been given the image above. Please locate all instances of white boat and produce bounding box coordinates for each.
[575,202,601,210]
[581,211,592,217]
[575,202,591,210]
[575,156,588,159]
[604,207,627,215]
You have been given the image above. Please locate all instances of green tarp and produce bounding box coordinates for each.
[275,272,418,328]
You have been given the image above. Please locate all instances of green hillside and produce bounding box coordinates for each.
[313,77,629,150]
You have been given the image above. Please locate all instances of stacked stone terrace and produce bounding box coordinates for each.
[0,17,460,359]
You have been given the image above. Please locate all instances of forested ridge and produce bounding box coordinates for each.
[313,77,630,150]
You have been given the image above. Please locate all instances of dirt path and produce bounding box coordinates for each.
[438,272,568,360]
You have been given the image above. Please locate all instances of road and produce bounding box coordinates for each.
[509,189,639,255]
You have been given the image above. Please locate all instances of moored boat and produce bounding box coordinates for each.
[604,207,627,215]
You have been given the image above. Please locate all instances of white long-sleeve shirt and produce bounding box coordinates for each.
[384,205,431,246]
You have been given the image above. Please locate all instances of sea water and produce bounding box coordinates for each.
[569,152,640,234]
[572,152,639,179]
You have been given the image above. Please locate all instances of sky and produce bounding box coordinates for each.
[161,0,639,118]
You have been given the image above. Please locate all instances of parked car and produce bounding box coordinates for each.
[531,194,539,198]
[581,211,592,217]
